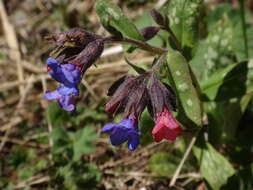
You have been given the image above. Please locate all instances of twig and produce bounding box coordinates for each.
[169,134,198,186]
[0,0,24,95]
[0,75,35,151]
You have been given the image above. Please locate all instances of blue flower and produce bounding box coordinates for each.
[44,85,78,111]
[101,118,140,150]
[46,57,81,87]
[44,58,81,111]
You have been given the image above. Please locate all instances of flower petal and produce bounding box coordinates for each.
[101,123,116,133]
[58,95,75,111]
[44,90,61,100]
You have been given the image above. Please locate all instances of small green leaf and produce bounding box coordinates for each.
[95,0,144,40]
[124,57,146,74]
[167,0,203,48]
[193,142,235,190]
[71,127,97,161]
[149,152,180,175]
[166,50,202,128]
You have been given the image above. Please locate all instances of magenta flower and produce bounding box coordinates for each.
[152,108,182,142]
[101,118,140,150]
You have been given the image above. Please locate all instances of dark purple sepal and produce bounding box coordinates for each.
[147,74,177,117]
[70,39,104,73]
[47,28,101,47]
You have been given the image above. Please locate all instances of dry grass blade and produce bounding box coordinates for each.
[0,0,24,95]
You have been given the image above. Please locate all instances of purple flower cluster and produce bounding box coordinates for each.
[44,28,104,111]
[44,27,182,151]
[101,73,182,150]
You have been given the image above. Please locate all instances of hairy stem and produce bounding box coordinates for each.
[104,36,168,55]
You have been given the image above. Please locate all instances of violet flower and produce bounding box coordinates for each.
[101,118,140,150]
[44,58,81,111]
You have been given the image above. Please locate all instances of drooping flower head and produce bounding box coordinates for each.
[147,74,182,142]
[44,28,105,111]
[102,73,150,150]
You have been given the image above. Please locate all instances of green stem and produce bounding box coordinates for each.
[104,36,168,55]
[239,0,249,59]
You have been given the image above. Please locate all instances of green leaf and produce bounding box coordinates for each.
[190,14,235,80]
[166,50,202,128]
[149,152,180,175]
[204,92,253,146]
[71,127,97,161]
[124,57,146,74]
[167,0,203,48]
[50,127,71,154]
[201,61,252,101]
[193,142,235,190]
[47,102,71,126]
[95,0,144,40]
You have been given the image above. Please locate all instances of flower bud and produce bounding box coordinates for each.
[150,9,165,26]
[140,26,160,41]
[70,39,104,73]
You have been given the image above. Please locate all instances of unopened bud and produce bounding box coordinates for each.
[140,26,160,41]
[150,9,165,26]
[71,39,104,73]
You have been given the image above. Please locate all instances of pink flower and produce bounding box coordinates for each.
[152,108,182,142]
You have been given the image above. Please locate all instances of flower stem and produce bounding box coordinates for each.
[239,0,248,59]
[161,26,182,51]
[104,36,168,55]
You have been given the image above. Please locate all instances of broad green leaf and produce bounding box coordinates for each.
[95,0,144,40]
[167,50,202,128]
[193,142,235,190]
[149,152,180,175]
[190,14,235,80]
[167,0,202,48]
[201,61,253,101]
[204,92,253,145]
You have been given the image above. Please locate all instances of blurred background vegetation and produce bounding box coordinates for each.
[0,0,253,189]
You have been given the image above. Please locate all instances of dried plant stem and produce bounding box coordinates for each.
[0,0,24,95]
[169,134,198,187]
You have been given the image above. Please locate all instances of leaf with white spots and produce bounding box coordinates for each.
[166,50,202,128]
[95,0,144,40]
[190,14,235,80]
[193,142,235,190]
[167,0,203,48]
